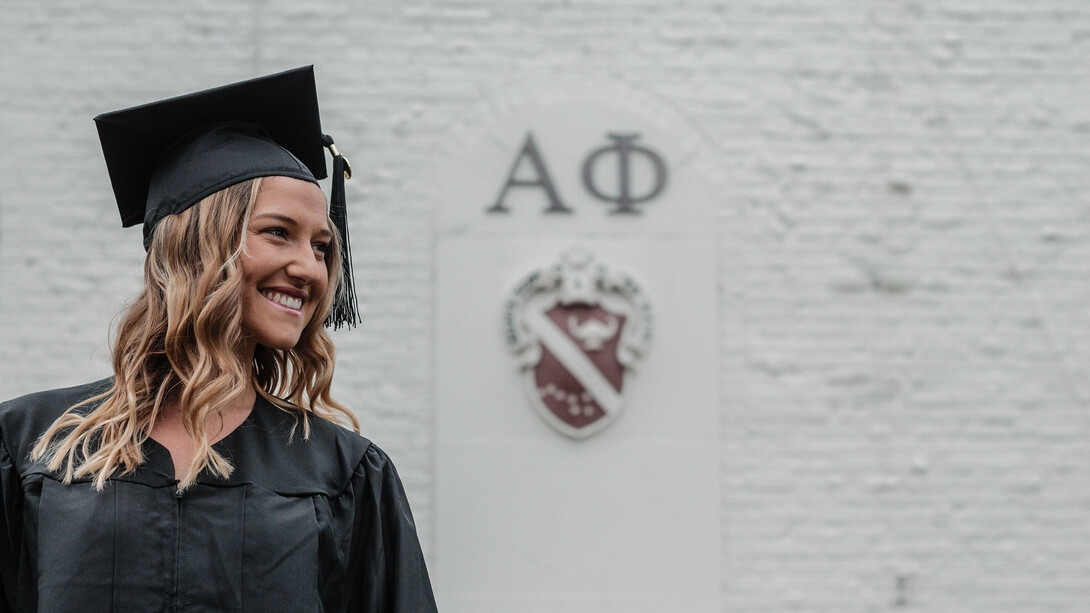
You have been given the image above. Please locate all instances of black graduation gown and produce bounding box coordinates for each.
[0,380,438,613]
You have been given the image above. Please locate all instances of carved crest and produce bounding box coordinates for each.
[504,248,652,438]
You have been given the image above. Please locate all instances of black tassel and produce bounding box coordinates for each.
[321,134,361,330]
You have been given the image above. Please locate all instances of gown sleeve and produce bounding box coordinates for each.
[343,443,438,613]
[0,437,20,613]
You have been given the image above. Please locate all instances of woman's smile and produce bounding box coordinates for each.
[260,287,307,313]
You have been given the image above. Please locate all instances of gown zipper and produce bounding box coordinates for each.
[172,486,184,612]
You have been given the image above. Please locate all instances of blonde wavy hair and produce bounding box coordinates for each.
[32,177,359,490]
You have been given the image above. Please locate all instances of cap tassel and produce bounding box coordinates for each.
[322,134,361,330]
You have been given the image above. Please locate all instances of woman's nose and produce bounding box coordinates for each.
[285,245,326,284]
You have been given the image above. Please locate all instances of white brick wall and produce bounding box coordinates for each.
[3,1,1090,610]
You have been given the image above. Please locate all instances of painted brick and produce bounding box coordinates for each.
[3,1,1090,610]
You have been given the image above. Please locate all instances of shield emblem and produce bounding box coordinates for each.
[505,248,652,438]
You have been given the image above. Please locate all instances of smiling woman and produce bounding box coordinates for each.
[0,68,437,612]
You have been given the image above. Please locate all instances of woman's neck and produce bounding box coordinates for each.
[151,382,257,481]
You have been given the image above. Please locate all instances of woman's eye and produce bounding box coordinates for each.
[263,227,288,238]
[313,242,332,256]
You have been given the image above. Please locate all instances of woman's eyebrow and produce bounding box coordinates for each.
[252,213,333,238]
[251,213,298,225]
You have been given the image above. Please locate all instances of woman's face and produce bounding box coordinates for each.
[239,176,332,351]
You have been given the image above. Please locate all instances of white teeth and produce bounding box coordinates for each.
[262,291,303,310]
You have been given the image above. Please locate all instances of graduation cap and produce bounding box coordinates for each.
[93,66,359,330]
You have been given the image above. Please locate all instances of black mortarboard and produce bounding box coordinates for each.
[93,66,359,329]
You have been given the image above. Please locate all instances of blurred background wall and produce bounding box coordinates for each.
[3,1,1090,611]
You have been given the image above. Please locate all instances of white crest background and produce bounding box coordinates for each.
[3,2,1090,611]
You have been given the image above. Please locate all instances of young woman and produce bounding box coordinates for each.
[0,68,437,612]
